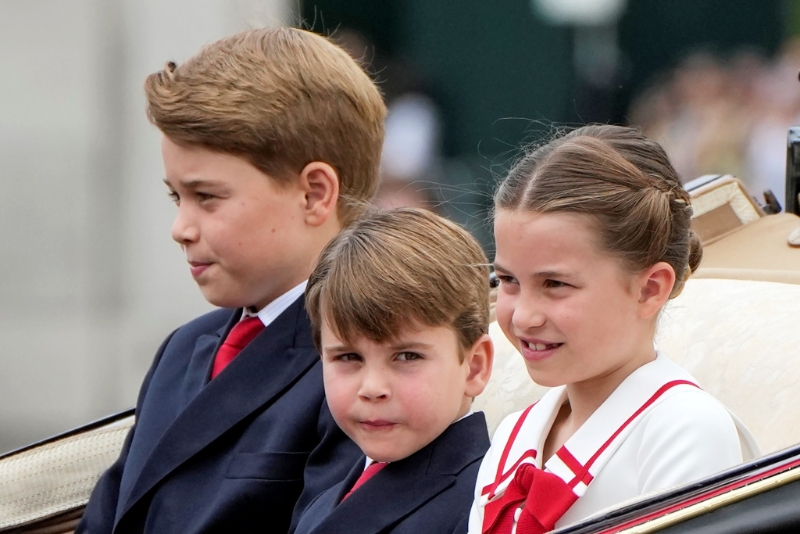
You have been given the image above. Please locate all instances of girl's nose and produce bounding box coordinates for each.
[511,296,546,331]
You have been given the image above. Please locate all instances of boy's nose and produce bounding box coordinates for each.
[357,367,391,401]
[171,209,200,245]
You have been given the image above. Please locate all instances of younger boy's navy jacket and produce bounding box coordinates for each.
[77,298,360,534]
[293,412,490,534]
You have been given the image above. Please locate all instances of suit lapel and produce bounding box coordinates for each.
[118,298,319,520]
[310,413,490,533]
[300,460,363,532]
[325,463,453,533]
[180,312,237,402]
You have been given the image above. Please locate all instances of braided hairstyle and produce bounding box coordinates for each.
[495,124,701,298]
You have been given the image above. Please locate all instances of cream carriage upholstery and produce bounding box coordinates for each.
[0,414,134,532]
[475,276,800,456]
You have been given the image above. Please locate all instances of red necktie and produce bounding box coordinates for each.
[211,316,265,379]
[341,461,387,501]
[483,463,577,534]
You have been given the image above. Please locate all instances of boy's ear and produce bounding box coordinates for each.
[464,334,494,398]
[298,161,340,227]
[637,261,676,319]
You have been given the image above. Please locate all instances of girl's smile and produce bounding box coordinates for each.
[518,338,564,362]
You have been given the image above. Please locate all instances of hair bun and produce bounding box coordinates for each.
[687,229,703,274]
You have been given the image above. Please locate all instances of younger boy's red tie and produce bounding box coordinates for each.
[341,461,387,501]
[211,316,265,379]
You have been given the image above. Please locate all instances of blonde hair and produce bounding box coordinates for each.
[305,208,490,359]
[496,124,701,298]
[144,27,386,226]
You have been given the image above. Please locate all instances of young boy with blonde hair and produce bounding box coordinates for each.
[78,27,386,534]
[295,208,493,534]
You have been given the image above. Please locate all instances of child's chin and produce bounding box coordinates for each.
[523,368,564,389]
[362,451,394,463]
[199,288,250,310]
[358,447,405,464]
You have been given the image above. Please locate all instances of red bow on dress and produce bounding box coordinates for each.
[483,463,578,534]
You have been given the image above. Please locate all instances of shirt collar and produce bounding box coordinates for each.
[242,280,308,328]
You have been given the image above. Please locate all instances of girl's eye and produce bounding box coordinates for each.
[395,351,423,362]
[167,191,180,204]
[543,279,570,289]
[196,192,216,202]
[496,274,517,285]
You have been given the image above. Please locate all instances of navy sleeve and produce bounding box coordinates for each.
[289,398,360,532]
[76,330,176,533]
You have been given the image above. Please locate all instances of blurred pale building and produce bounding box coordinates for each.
[0,0,294,453]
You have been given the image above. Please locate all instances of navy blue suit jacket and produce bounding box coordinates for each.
[78,297,360,534]
[293,412,490,534]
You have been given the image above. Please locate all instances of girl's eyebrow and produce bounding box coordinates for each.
[494,262,571,279]
[536,270,571,279]
[492,262,510,273]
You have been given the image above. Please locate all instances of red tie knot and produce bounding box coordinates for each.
[225,316,265,349]
[342,461,387,501]
[211,316,265,379]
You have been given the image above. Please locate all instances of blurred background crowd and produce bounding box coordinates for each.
[1,0,799,452]
[631,41,800,205]
[305,0,800,247]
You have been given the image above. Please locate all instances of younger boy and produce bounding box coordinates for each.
[78,28,386,533]
[295,208,494,534]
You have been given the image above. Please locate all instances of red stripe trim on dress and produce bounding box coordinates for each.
[563,380,698,488]
[481,402,537,498]
[481,449,539,498]
[557,448,594,489]
[482,380,699,501]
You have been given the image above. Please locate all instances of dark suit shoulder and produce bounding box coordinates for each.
[428,412,490,475]
[174,307,237,336]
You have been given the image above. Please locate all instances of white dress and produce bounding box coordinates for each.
[469,352,759,533]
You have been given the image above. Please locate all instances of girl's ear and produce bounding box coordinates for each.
[637,261,676,319]
[298,161,340,227]
[464,334,494,398]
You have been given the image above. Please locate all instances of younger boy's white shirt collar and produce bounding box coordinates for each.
[241,280,308,328]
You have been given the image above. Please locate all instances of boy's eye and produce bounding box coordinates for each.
[335,352,362,363]
[196,192,216,202]
[395,351,423,362]
[167,190,180,204]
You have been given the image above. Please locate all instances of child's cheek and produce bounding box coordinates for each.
[406,377,444,426]
[325,395,348,434]
[322,370,350,416]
